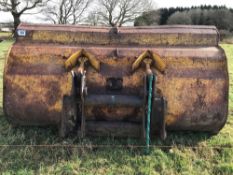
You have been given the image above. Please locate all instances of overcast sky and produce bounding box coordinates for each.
[0,0,233,23]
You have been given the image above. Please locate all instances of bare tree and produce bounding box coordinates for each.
[43,0,90,24]
[85,11,101,26]
[0,0,48,32]
[95,0,154,27]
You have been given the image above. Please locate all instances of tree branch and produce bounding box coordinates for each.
[95,0,154,26]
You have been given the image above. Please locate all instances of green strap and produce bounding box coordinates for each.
[146,74,154,154]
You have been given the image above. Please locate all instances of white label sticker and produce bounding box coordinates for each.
[17,29,26,37]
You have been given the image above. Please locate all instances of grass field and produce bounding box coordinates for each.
[0,40,233,175]
[0,32,12,40]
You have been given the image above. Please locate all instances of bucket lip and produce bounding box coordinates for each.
[16,23,219,46]
[17,23,218,33]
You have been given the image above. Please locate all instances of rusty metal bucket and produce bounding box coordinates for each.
[3,24,228,140]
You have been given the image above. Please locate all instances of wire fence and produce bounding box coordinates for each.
[0,144,232,149]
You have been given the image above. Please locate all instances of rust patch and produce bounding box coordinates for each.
[7,62,65,75]
[166,68,227,79]
[4,78,60,125]
[42,80,62,106]
[86,106,142,122]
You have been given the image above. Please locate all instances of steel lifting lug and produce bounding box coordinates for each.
[60,70,87,138]
[138,51,167,149]
[77,57,88,74]
[64,49,100,72]
[132,50,166,73]
[143,59,153,75]
[63,50,94,138]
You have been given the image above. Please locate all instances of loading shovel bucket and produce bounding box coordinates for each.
[3,24,228,143]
